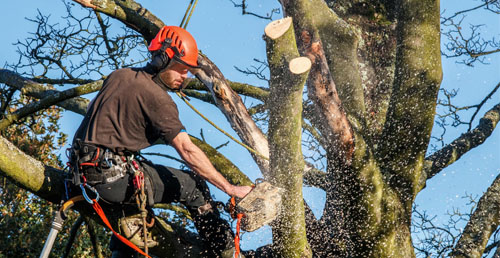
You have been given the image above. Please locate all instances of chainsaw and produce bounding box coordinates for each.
[228,179,284,232]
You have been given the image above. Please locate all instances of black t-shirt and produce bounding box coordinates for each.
[73,67,185,154]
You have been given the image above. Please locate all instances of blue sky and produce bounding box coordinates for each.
[1,0,499,252]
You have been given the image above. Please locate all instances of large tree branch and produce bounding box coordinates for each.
[378,0,442,198]
[423,103,500,182]
[0,136,65,203]
[193,54,271,176]
[450,173,500,258]
[307,0,367,127]
[280,0,354,163]
[73,0,164,42]
[183,78,270,103]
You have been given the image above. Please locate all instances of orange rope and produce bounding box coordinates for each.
[91,199,151,258]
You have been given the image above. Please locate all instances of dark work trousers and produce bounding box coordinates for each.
[105,161,234,258]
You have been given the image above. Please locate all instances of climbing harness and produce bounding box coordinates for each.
[62,141,154,257]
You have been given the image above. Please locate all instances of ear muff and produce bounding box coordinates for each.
[150,52,170,71]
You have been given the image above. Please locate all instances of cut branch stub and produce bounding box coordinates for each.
[265,17,293,40]
[289,56,312,75]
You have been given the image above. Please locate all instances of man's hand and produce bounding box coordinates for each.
[229,185,253,199]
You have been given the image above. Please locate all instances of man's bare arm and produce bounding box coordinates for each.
[170,132,252,198]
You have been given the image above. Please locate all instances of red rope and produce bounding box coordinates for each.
[91,199,151,258]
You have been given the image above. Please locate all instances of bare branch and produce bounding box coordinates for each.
[229,0,280,20]
[0,80,102,130]
[424,103,500,181]
[62,216,84,258]
[442,0,500,24]
[10,3,147,80]
[183,78,269,102]
[468,82,500,131]
[0,69,92,115]
[72,0,164,42]
[234,58,270,82]
[141,152,187,165]
[441,16,500,66]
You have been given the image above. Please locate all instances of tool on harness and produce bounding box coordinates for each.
[127,157,153,255]
[91,197,152,258]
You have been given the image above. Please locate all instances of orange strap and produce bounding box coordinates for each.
[234,213,244,258]
[91,199,151,258]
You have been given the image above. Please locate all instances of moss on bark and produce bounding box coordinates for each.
[266,17,312,257]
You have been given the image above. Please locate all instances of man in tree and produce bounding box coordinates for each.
[70,25,252,258]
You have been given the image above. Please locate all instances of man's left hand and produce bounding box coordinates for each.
[230,185,253,199]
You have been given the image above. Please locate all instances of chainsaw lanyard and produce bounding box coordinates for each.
[230,197,246,258]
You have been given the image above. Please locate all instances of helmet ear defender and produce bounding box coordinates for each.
[150,38,173,71]
[148,26,199,68]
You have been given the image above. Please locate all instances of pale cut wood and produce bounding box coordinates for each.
[289,57,312,75]
[265,17,292,40]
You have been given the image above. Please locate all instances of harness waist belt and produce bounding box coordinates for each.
[71,140,129,185]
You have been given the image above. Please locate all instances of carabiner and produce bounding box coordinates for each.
[79,184,100,204]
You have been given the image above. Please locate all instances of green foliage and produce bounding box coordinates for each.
[0,86,111,257]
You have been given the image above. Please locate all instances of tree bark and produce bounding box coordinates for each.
[306,0,367,130]
[450,174,500,258]
[265,17,312,257]
[193,54,271,175]
[378,0,442,201]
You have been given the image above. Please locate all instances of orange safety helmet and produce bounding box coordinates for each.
[148,26,199,68]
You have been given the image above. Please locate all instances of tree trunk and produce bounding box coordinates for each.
[266,17,312,257]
